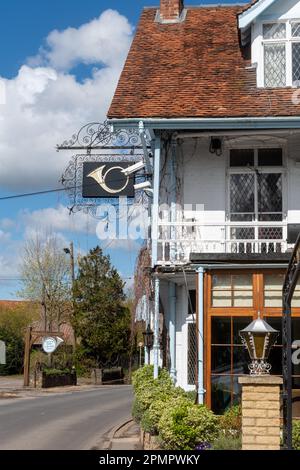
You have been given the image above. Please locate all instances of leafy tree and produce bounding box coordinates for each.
[19,232,72,330]
[0,302,39,375]
[73,246,131,366]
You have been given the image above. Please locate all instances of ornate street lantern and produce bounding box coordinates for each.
[240,314,279,376]
[143,325,154,351]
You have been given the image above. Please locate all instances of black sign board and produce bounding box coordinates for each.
[82,162,135,198]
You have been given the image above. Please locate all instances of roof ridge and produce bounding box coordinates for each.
[144,3,247,8]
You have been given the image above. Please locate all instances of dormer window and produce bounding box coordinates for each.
[263,21,300,88]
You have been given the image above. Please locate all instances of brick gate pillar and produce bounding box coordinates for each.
[238,376,283,450]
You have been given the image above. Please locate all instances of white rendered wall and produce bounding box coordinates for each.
[159,135,300,231]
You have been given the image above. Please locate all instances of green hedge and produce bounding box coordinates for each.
[42,368,73,377]
[158,400,219,450]
[132,365,220,450]
[293,420,300,450]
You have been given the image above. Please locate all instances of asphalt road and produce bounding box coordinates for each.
[0,385,133,450]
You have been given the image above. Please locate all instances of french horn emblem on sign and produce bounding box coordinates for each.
[82,162,134,198]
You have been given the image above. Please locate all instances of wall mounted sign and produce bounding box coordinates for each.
[82,162,134,198]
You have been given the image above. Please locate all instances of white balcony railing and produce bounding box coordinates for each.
[157,220,288,264]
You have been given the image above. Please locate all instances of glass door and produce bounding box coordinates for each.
[211,316,252,414]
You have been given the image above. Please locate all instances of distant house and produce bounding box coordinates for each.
[108,0,300,415]
[30,320,75,348]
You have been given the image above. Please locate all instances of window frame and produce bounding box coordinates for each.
[205,269,300,410]
[262,19,300,87]
[227,146,287,225]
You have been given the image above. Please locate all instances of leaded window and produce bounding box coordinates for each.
[264,44,286,87]
[263,21,300,87]
[187,322,196,385]
[229,148,283,223]
[228,148,284,253]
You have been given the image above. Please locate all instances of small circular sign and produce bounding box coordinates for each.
[42,337,57,354]
[138,342,143,348]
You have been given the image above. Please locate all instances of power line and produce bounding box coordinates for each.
[0,173,149,202]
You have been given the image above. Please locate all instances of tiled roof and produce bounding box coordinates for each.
[240,0,260,13]
[31,320,75,346]
[108,5,300,120]
[0,300,29,309]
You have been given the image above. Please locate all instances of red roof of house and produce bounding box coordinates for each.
[108,5,300,120]
[0,300,30,309]
[31,320,75,346]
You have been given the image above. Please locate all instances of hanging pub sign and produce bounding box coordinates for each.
[82,162,134,198]
[58,121,152,218]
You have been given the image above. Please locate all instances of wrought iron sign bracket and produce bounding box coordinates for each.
[58,121,153,217]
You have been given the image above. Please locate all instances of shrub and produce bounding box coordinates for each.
[43,368,73,377]
[141,399,167,435]
[158,398,219,450]
[219,405,242,438]
[132,397,144,423]
[132,366,174,417]
[132,365,155,391]
[184,390,197,404]
[212,435,242,450]
[293,420,300,450]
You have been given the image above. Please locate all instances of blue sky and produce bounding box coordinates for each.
[0,0,246,299]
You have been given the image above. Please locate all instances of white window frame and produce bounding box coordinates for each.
[261,19,300,88]
[226,146,287,243]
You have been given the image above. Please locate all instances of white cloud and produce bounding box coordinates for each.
[20,204,98,235]
[20,205,143,252]
[33,9,133,71]
[0,9,133,191]
[0,218,15,230]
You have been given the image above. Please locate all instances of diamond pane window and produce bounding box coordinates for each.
[187,323,196,385]
[264,44,286,87]
[263,23,286,40]
[230,174,254,221]
[258,173,282,221]
[292,22,300,37]
[293,43,300,83]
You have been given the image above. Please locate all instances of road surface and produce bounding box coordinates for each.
[0,385,133,450]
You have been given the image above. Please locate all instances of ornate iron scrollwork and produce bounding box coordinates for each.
[61,153,146,217]
[59,122,152,218]
[57,121,151,150]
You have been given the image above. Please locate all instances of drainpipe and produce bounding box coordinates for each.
[153,276,160,379]
[170,138,177,262]
[144,298,150,365]
[151,136,161,267]
[197,266,206,404]
[169,281,177,383]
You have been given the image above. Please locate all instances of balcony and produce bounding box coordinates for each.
[157,219,288,265]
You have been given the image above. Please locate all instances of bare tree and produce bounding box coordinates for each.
[19,232,72,332]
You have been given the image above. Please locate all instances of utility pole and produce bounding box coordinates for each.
[23,326,32,387]
[64,242,76,349]
[64,242,75,286]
